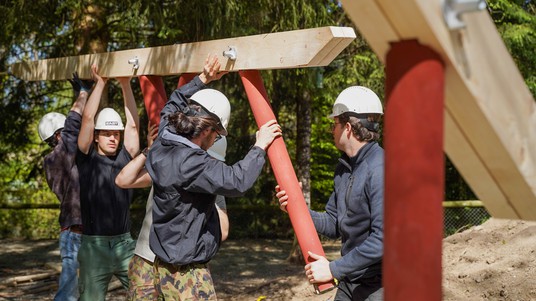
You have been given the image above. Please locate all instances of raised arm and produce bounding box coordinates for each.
[158,54,227,133]
[78,65,107,154]
[68,72,94,115]
[115,155,151,188]
[117,77,140,157]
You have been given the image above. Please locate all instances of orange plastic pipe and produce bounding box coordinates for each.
[384,40,445,301]
[139,76,168,126]
[177,73,196,88]
[239,70,334,294]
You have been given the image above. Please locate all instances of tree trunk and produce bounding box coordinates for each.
[74,4,110,106]
[287,88,312,265]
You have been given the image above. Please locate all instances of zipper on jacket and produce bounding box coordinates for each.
[340,174,354,239]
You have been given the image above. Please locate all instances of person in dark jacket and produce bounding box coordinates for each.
[276,86,384,301]
[115,128,231,301]
[145,55,282,300]
[39,72,94,301]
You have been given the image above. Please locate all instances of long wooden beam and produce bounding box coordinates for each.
[11,26,356,81]
[343,0,536,220]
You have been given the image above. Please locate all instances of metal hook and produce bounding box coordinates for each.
[443,0,487,30]
[223,47,237,61]
[128,57,139,70]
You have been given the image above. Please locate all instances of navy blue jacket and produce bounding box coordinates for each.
[310,142,384,282]
[146,76,267,265]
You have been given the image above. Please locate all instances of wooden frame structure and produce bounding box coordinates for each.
[15,4,536,296]
[11,26,356,80]
[11,26,357,294]
[343,0,536,220]
[342,1,536,300]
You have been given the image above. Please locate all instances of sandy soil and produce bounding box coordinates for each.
[1,218,536,300]
[443,218,536,301]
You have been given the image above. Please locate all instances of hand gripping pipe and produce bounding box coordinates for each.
[239,70,335,294]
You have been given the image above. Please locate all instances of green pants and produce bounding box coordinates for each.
[78,233,136,301]
[153,257,217,300]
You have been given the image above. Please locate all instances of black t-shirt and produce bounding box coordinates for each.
[76,146,133,235]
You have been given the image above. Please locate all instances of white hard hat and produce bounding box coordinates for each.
[38,112,66,141]
[329,86,383,118]
[189,89,231,136]
[207,136,227,161]
[95,108,124,130]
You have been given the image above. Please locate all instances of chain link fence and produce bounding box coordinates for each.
[443,201,490,237]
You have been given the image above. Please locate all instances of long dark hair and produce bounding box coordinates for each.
[167,104,220,139]
[338,113,382,142]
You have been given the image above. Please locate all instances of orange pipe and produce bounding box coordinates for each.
[384,40,445,301]
[239,70,334,294]
[177,73,196,88]
[139,76,168,126]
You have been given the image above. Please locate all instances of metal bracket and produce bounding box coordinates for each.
[443,0,487,30]
[128,57,140,70]
[223,46,237,61]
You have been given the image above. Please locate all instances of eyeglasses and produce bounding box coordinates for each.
[212,128,222,142]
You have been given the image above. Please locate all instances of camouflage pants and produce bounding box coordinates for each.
[153,257,217,300]
[128,255,162,301]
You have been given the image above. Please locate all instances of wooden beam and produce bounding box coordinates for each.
[11,26,356,81]
[343,0,536,220]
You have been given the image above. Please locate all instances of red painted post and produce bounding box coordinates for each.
[239,70,334,294]
[139,76,168,126]
[384,40,445,301]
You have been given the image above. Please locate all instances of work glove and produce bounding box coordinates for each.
[68,71,95,97]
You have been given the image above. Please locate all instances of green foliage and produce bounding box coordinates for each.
[489,0,536,96]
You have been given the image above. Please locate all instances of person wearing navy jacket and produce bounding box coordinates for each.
[277,86,385,301]
[145,55,282,300]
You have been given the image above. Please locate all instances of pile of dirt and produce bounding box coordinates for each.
[443,218,536,301]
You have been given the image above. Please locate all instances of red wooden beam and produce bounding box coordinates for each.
[384,40,445,301]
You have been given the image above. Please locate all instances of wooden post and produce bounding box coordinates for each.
[239,70,334,294]
[384,40,445,301]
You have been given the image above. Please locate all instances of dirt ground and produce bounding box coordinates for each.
[443,218,536,301]
[0,238,340,301]
[1,217,535,300]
